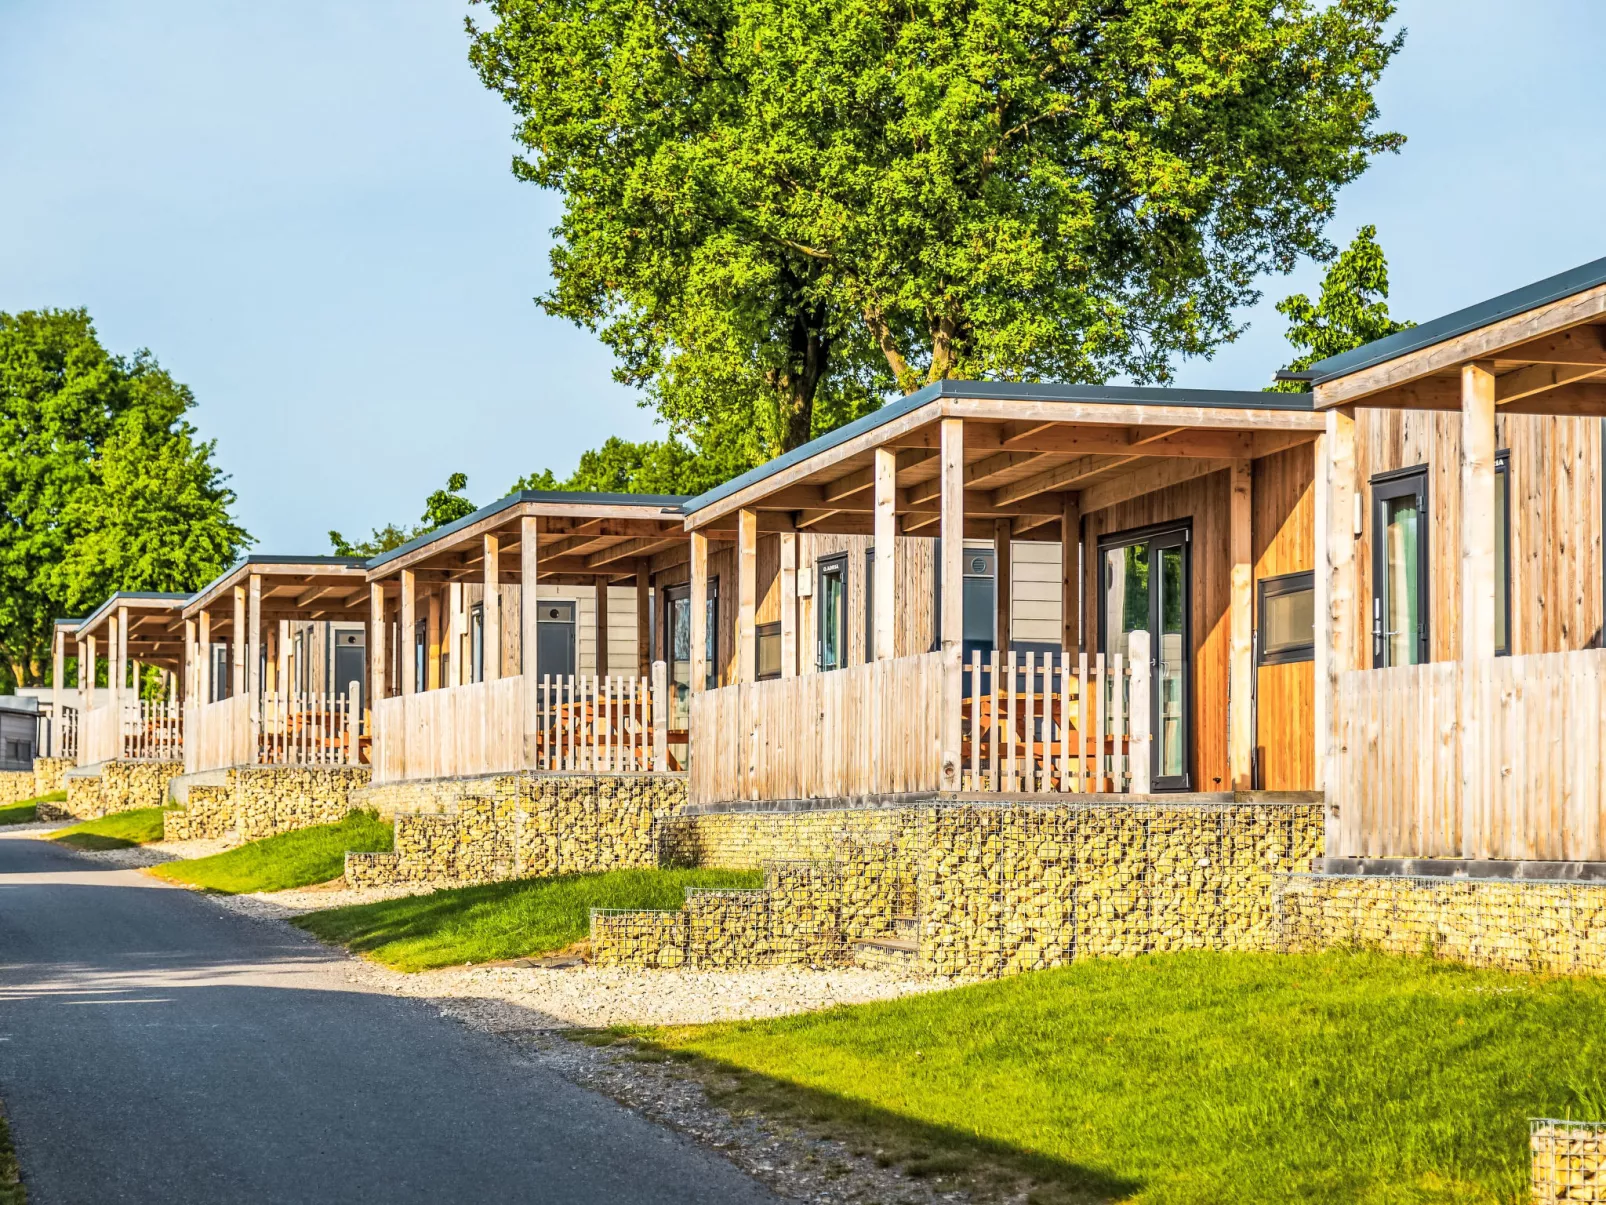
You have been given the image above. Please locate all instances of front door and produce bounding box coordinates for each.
[1100,524,1191,791]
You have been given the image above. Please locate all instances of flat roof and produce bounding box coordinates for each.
[679,379,1315,515]
[1308,253,1606,384]
[364,490,688,570]
[184,555,371,614]
[77,592,191,632]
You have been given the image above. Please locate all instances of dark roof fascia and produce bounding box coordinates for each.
[678,379,1315,516]
[77,592,192,631]
[363,490,690,571]
[1308,253,1606,384]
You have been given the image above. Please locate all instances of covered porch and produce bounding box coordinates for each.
[181,557,372,773]
[363,492,693,784]
[1310,256,1606,863]
[678,381,1325,806]
[72,593,187,764]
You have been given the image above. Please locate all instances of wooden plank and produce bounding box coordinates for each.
[1060,495,1080,657]
[1228,459,1253,789]
[1462,363,1499,659]
[874,448,897,661]
[939,418,965,789]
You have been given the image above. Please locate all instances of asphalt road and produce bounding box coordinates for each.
[0,832,778,1204]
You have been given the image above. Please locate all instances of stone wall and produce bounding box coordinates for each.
[54,760,185,820]
[1276,873,1606,977]
[161,784,236,842]
[596,799,1325,977]
[0,771,36,806]
[33,757,73,797]
[346,772,687,888]
[161,765,372,842]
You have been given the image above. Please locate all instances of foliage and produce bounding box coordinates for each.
[0,309,248,686]
[512,432,752,498]
[471,0,1404,453]
[0,791,65,826]
[329,472,477,557]
[1271,224,1413,389]
[150,811,393,894]
[296,867,761,970]
[644,950,1606,1203]
[50,806,167,850]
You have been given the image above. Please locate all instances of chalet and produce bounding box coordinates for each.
[69,592,188,765]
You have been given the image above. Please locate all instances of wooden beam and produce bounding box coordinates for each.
[231,587,245,699]
[426,587,442,691]
[636,561,651,680]
[369,582,386,702]
[1462,362,1498,659]
[400,568,417,695]
[690,530,710,693]
[1061,494,1080,656]
[482,534,501,683]
[197,611,211,704]
[779,532,798,678]
[1228,460,1253,790]
[737,508,758,682]
[1497,379,1606,415]
[994,518,1012,657]
[520,515,539,691]
[990,455,1138,507]
[1494,362,1606,405]
[1317,406,1357,808]
[1079,458,1234,515]
[874,448,897,661]
[1495,324,1606,367]
[595,577,609,677]
[821,448,938,503]
[940,417,964,790]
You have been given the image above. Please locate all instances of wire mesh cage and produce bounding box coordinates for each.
[1532,1119,1606,1204]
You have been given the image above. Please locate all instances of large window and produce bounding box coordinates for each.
[756,622,781,680]
[1496,450,1511,657]
[1371,467,1429,667]
[470,604,485,683]
[1258,572,1315,665]
[817,555,847,671]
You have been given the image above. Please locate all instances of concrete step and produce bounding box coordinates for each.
[852,937,920,973]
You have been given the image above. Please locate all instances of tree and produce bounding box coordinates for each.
[0,309,249,687]
[329,473,478,558]
[469,0,1404,452]
[1272,224,1413,387]
[512,432,752,497]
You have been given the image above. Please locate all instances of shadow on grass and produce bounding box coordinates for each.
[51,832,137,851]
[593,1032,1142,1205]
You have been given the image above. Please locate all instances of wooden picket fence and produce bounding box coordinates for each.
[258,687,365,766]
[78,699,184,763]
[961,632,1152,794]
[52,705,78,760]
[531,668,667,774]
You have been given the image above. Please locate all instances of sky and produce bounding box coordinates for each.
[3,1,1606,552]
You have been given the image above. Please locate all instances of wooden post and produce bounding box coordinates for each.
[994,518,1012,658]
[874,447,897,660]
[1129,629,1152,793]
[1228,459,1254,790]
[519,515,540,768]
[131,659,141,704]
[247,573,262,729]
[940,418,965,790]
[369,583,387,702]
[84,636,96,714]
[651,658,669,771]
[232,585,246,699]
[51,628,64,756]
[447,582,463,688]
[483,533,501,683]
[1061,494,1081,655]
[1316,405,1358,842]
[594,576,610,677]
[400,569,418,695]
[182,619,196,711]
[1461,361,1498,660]
[198,609,212,704]
[690,530,709,693]
[426,587,442,691]
[635,561,651,680]
[779,533,798,678]
[737,508,757,681]
[111,609,125,711]
[275,620,289,696]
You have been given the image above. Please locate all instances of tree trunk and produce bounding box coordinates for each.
[773,280,832,453]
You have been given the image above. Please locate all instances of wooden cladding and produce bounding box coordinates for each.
[81,701,184,764]
[688,651,945,804]
[1331,648,1606,861]
[188,692,363,773]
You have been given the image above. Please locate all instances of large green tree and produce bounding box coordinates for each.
[0,309,249,686]
[1272,224,1412,386]
[470,0,1404,453]
[329,472,479,558]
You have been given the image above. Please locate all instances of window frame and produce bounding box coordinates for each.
[1257,571,1316,667]
[816,553,849,672]
[1495,449,1512,658]
[756,621,782,681]
[1370,464,1431,668]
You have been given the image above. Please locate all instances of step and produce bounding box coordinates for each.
[852,937,920,972]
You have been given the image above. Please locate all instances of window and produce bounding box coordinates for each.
[1496,450,1511,657]
[1371,467,1429,667]
[705,577,720,689]
[756,622,781,680]
[864,548,875,661]
[1258,572,1315,665]
[817,555,847,671]
[414,619,428,690]
[470,604,485,683]
[294,630,307,694]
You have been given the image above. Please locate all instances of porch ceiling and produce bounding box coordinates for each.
[185,561,372,631]
[73,599,188,672]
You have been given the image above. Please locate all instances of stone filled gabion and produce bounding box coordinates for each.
[159,766,371,842]
[0,771,37,807]
[1276,874,1606,976]
[162,784,234,842]
[1532,1120,1606,1204]
[57,760,184,820]
[33,757,73,797]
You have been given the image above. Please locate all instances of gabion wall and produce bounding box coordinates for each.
[160,765,371,842]
[54,760,184,820]
[1276,874,1606,976]
[1532,1119,1606,1204]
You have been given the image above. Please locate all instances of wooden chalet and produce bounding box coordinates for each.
[361,491,696,783]
[1308,255,1606,866]
[72,593,188,764]
[46,616,84,760]
[180,557,372,773]
[677,382,1326,806]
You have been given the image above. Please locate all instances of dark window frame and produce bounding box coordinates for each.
[864,547,875,662]
[470,603,485,683]
[1495,449,1512,658]
[756,621,782,681]
[1370,464,1431,668]
[817,553,849,672]
[1257,571,1315,666]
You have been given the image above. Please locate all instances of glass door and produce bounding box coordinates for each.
[1100,524,1191,790]
[1371,468,1429,667]
[665,586,692,729]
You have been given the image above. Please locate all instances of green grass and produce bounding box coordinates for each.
[0,790,63,826]
[295,868,762,971]
[0,1098,21,1204]
[149,811,394,894]
[49,806,166,850]
[628,950,1606,1204]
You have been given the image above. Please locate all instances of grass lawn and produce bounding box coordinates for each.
[296,867,762,971]
[626,950,1606,1204]
[50,806,166,850]
[0,1098,20,1205]
[149,811,393,894]
[0,790,64,826]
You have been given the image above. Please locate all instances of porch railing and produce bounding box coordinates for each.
[185,689,367,774]
[79,700,184,763]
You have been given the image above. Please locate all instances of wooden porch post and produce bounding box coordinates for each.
[940,418,965,790]
[1315,405,1358,836]
[594,577,610,676]
[52,629,64,756]
[994,519,1012,658]
[1228,460,1254,790]
[84,636,96,713]
[737,509,757,681]
[426,588,442,691]
[446,583,463,688]
[690,531,709,693]
[198,609,212,704]
[247,574,262,748]
[779,533,798,678]
[111,609,125,711]
[483,534,501,682]
[275,620,289,695]
[182,619,196,709]
[874,448,896,660]
[1061,494,1081,655]
[400,569,418,695]
[520,517,540,766]
[232,585,246,698]
[1461,362,1498,660]
[635,561,651,680]
[369,583,386,702]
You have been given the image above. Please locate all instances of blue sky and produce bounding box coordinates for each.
[2,1,1604,551]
